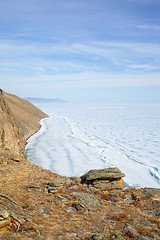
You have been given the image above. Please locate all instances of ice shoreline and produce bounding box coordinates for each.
[25,108,160,188]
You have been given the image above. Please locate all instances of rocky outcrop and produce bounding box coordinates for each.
[81,168,125,192]
[0,89,48,157]
[0,201,22,234]
[81,168,125,182]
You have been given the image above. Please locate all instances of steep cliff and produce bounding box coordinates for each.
[0,89,48,157]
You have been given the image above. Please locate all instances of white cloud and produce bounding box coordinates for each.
[128,64,159,71]
[1,72,160,91]
[0,39,160,81]
[137,25,160,30]
[1,39,160,59]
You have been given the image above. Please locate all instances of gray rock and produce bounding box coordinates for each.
[110,233,125,240]
[69,177,82,185]
[48,187,58,194]
[92,179,124,190]
[73,193,101,211]
[47,177,69,188]
[73,202,87,211]
[0,207,9,219]
[81,168,125,182]
[92,234,104,240]
[26,184,41,189]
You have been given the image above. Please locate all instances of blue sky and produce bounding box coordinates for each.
[0,0,160,102]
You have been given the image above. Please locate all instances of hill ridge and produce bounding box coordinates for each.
[0,89,48,157]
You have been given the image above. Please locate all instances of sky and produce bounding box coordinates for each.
[0,0,160,103]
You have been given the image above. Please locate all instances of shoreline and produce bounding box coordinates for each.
[25,116,50,145]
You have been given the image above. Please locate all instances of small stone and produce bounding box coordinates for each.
[110,233,125,240]
[47,177,69,188]
[48,187,58,194]
[92,233,104,240]
[74,193,101,211]
[73,203,87,211]
[0,208,9,219]
[26,184,41,189]
[43,213,50,218]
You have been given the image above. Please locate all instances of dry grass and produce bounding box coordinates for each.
[0,157,160,240]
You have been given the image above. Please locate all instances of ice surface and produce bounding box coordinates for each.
[25,103,160,188]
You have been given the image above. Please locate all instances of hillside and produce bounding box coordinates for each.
[0,89,48,157]
[0,90,160,240]
[3,91,48,140]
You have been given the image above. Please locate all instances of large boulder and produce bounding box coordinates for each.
[81,168,125,183]
[92,179,125,190]
[81,168,125,192]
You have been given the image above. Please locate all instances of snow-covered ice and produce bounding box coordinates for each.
[25,103,160,188]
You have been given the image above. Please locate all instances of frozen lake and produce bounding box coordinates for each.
[25,103,160,188]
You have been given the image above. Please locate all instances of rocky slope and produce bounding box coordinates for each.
[0,89,48,158]
[0,90,160,240]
